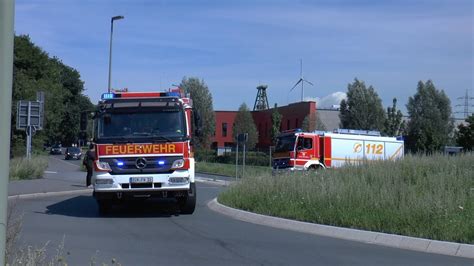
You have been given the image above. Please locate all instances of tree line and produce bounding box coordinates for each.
[11,35,94,156]
[11,36,472,156]
[339,78,472,153]
[182,76,473,154]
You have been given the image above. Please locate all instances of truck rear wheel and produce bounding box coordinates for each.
[178,183,196,214]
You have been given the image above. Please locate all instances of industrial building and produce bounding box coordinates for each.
[211,85,339,154]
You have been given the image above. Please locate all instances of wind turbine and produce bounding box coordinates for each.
[290,59,313,102]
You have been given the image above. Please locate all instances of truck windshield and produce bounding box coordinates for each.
[275,135,296,152]
[97,108,186,143]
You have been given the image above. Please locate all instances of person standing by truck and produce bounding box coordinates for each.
[82,143,95,187]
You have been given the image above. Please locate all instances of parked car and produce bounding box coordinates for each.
[50,144,62,155]
[64,147,82,160]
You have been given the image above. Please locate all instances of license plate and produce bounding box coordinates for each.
[130,177,153,183]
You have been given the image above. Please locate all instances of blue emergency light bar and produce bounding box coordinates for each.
[101,91,181,100]
[167,92,180,97]
[101,93,115,99]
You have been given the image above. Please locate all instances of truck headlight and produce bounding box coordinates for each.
[96,178,113,185]
[169,177,189,184]
[95,160,112,172]
[171,159,185,169]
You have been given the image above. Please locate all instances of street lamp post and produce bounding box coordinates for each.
[107,15,124,93]
[0,1,14,265]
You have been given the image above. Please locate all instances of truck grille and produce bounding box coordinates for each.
[121,183,162,189]
[101,156,182,175]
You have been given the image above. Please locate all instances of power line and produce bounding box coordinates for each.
[454,89,474,118]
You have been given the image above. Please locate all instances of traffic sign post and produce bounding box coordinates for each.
[17,100,43,159]
[237,133,248,179]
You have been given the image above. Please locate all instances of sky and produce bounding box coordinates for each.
[14,0,473,116]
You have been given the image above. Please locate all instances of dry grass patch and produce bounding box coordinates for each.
[9,156,48,180]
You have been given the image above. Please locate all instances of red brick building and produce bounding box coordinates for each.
[210,111,238,152]
[211,101,316,153]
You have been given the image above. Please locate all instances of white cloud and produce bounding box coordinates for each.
[304,92,347,109]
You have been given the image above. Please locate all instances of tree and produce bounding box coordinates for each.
[270,105,282,145]
[383,98,405,136]
[456,114,474,151]
[179,77,215,149]
[54,58,94,145]
[406,80,454,153]
[302,112,326,132]
[233,103,258,150]
[339,78,386,131]
[11,35,93,156]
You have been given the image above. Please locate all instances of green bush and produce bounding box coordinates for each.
[10,138,26,158]
[195,149,270,166]
[196,161,270,177]
[9,156,48,180]
[194,149,217,162]
[219,153,474,244]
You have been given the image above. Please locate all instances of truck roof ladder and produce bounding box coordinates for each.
[333,129,381,136]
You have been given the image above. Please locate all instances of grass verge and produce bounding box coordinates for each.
[196,161,271,177]
[9,156,48,180]
[218,153,474,244]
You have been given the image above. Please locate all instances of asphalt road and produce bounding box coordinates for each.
[9,156,473,265]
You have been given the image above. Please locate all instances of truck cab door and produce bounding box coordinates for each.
[296,137,313,160]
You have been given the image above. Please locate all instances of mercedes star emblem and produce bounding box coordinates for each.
[135,158,147,169]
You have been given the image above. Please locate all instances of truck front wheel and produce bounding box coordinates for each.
[97,200,112,215]
[178,183,196,214]
[308,164,323,171]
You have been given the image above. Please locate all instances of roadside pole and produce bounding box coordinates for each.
[242,141,246,178]
[235,142,239,180]
[237,133,248,179]
[269,146,272,167]
[0,0,15,264]
[26,102,31,159]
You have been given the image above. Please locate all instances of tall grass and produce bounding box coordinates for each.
[9,156,48,180]
[219,153,474,244]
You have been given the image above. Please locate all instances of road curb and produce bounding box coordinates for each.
[208,198,474,259]
[8,189,92,200]
[195,177,230,186]
[196,171,233,178]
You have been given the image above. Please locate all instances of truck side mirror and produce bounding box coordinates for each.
[193,111,202,137]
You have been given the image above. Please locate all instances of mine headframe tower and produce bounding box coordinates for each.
[253,85,269,111]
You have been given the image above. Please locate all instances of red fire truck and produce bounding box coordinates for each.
[273,129,404,170]
[91,89,200,215]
